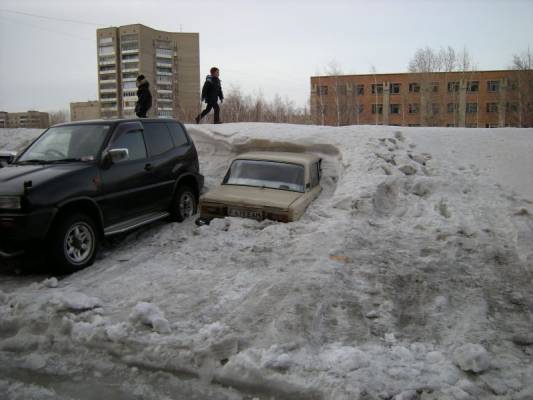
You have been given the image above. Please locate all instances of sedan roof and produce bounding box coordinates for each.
[232,151,320,166]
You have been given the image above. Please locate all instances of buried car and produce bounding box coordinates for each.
[197,152,322,224]
[0,118,203,271]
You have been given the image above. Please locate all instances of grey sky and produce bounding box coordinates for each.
[0,0,532,112]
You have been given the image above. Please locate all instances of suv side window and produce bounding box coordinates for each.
[110,130,147,161]
[310,162,320,187]
[167,123,189,147]
[143,123,174,156]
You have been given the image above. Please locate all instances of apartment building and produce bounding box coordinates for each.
[0,111,50,129]
[70,101,101,122]
[311,70,533,127]
[96,24,200,121]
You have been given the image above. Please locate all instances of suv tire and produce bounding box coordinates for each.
[171,185,197,222]
[48,213,99,272]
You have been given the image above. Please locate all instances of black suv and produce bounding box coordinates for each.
[0,118,203,271]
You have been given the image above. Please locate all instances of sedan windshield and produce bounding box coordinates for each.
[18,125,110,163]
[223,159,305,192]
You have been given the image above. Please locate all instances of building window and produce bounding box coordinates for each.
[156,48,173,58]
[355,104,364,114]
[448,81,460,92]
[487,80,499,92]
[509,80,518,90]
[98,46,114,56]
[355,84,364,96]
[408,103,419,114]
[371,84,383,94]
[123,81,136,90]
[431,82,439,92]
[408,83,420,93]
[447,124,455,127]
[390,104,400,114]
[486,123,498,128]
[99,37,113,45]
[486,103,498,113]
[408,124,420,127]
[372,104,383,114]
[466,123,477,128]
[506,102,518,112]
[318,86,328,96]
[466,103,478,113]
[467,81,479,92]
[447,103,458,113]
[99,65,115,72]
[390,83,401,94]
[100,93,116,99]
[428,103,440,115]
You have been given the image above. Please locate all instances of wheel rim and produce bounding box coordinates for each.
[64,222,95,265]
[179,192,195,218]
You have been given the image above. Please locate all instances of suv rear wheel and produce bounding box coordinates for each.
[49,213,99,272]
[171,185,197,222]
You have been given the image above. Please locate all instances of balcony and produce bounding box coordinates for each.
[123,106,135,111]
[122,56,139,63]
[99,59,116,66]
[158,98,172,102]
[158,107,173,111]
[121,48,139,55]
[156,61,172,68]
[100,88,117,94]
[100,105,118,111]
[100,79,117,84]
[99,69,116,75]
[100,98,117,103]
[157,89,172,94]
[156,71,172,77]
[122,68,139,73]
[155,51,173,59]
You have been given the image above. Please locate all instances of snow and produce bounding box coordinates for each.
[1,123,533,399]
[453,343,490,373]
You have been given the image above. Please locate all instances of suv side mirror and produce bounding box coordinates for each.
[107,148,129,164]
[0,151,17,167]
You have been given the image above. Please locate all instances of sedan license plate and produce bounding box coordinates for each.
[228,207,263,220]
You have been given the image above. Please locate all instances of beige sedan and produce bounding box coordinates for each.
[196,152,322,224]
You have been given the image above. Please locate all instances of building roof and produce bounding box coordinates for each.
[310,69,519,79]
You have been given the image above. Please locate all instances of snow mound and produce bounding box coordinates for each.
[453,343,490,373]
[129,302,171,334]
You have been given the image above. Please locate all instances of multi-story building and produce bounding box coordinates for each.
[70,101,101,121]
[311,70,533,127]
[0,111,50,129]
[96,24,200,121]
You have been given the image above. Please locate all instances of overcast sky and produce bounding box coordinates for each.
[0,0,532,112]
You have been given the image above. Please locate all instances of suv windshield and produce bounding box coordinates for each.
[18,125,110,163]
[223,159,305,192]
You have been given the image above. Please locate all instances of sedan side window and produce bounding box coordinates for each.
[110,130,147,161]
[310,162,320,187]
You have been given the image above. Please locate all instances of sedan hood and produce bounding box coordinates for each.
[201,185,303,209]
[0,163,93,195]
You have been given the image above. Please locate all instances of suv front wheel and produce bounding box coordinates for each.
[171,185,197,222]
[49,213,99,272]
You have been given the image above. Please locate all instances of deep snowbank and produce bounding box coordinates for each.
[1,124,532,400]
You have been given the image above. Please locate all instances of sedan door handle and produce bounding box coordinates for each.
[144,163,153,171]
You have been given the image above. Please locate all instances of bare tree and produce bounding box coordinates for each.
[510,48,533,127]
[325,60,345,126]
[49,110,69,124]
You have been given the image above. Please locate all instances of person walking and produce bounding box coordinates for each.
[196,67,224,124]
[135,75,152,118]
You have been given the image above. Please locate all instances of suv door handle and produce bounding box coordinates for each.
[144,163,153,171]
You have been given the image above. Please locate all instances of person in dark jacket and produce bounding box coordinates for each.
[196,67,224,124]
[135,75,152,118]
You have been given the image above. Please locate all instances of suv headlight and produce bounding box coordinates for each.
[0,196,21,210]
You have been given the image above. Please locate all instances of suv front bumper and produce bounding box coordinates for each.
[0,208,56,258]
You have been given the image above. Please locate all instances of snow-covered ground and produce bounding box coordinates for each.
[1,124,532,400]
